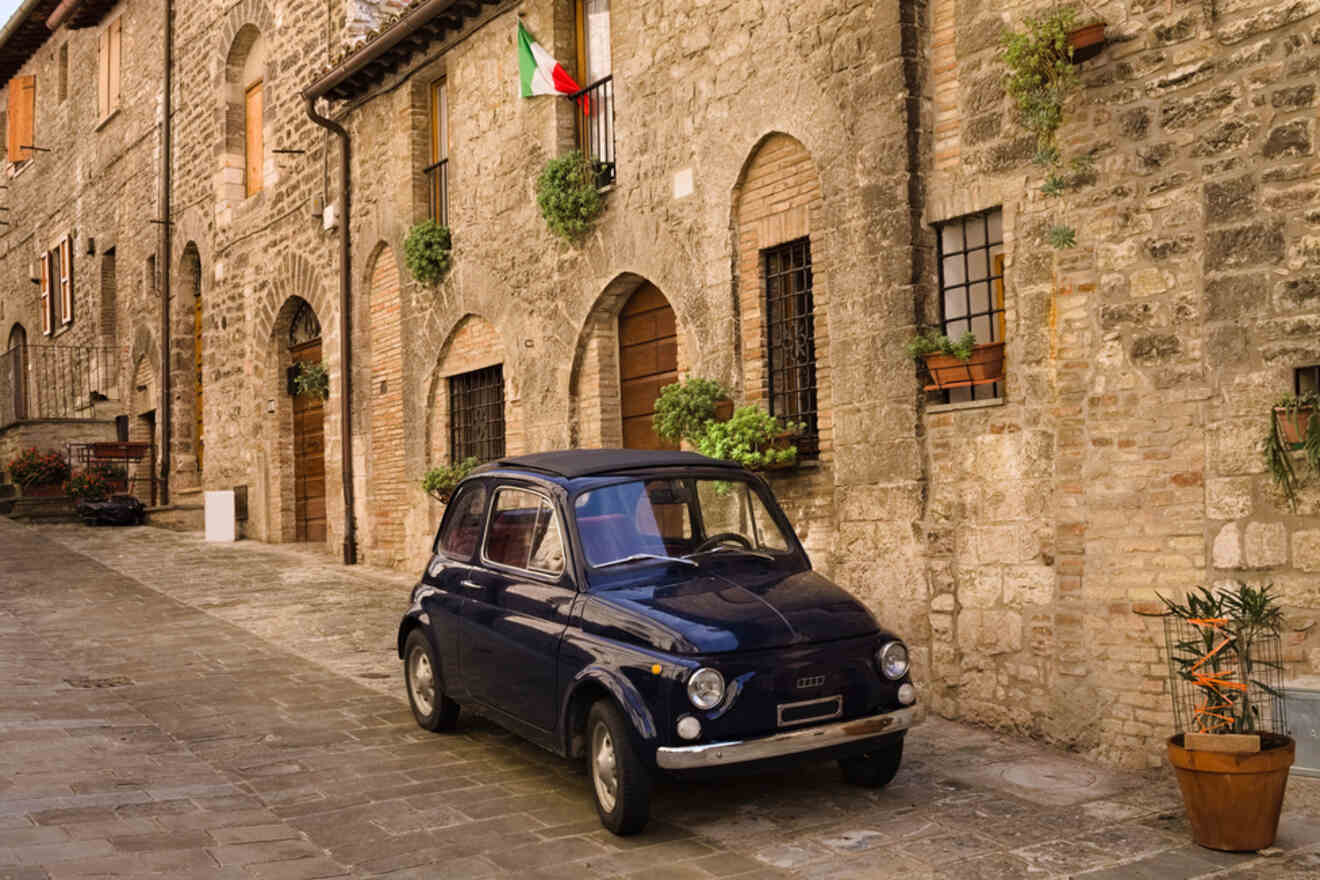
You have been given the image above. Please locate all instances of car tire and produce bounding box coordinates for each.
[839,737,904,788]
[403,629,459,732]
[586,699,651,835]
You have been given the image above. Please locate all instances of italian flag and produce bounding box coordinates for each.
[517,20,580,98]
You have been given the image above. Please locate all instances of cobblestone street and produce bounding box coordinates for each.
[1,520,1319,879]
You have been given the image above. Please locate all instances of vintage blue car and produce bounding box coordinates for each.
[398,449,919,834]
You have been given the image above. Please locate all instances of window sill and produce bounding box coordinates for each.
[925,396,1005,415]
[761,458,823,477]
[94,108,121,132]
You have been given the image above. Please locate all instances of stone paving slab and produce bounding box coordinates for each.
[1,520,1318,878]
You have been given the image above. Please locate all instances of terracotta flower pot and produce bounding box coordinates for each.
[922,341,1006,391]
[1274,406,1314,446]
[713,399,735,422]
[1167,734,1294,852]
[1068,23,1106,63]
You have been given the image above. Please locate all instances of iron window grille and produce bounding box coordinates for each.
[449,364,505,463]
[1295,366,1320,397]
[425,158,448,226]
[765,237,819,456]
[568,76,615,187]
[935,208,1006,403]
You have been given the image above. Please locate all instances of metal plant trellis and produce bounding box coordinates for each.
[1163,613,1287,737]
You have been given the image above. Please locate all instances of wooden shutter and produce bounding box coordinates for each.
[245,81,263,197]
[108,19,121,111]
[59,237,74,326]
[98,28,109,117]
[39,252,52,336]
[7,75,35,162]
[98,19,121,117]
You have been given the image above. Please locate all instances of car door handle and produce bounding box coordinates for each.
[461,579,481,590]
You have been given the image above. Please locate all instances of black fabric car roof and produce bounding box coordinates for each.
[492,449,739,478]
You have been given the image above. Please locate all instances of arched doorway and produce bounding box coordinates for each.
[618,283,678,450]
[5,323,27,421]
[288,298,326,542]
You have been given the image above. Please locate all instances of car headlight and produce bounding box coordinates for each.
[687,667,725,710]
[877,641,909,680]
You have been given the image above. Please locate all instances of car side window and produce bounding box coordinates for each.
[484,487,566,576]
[437,483,487,559]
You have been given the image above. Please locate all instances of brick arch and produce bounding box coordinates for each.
[213,1,277,91]
[252,252,334,348]
[730,131,830,460]
[567,273,691,448]
[366,243,406,566]
[425,313,522,468]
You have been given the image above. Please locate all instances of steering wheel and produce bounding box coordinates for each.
[694,532,754,554]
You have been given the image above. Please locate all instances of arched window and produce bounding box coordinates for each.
[221,26,268,209]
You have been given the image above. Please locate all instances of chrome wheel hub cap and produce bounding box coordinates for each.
[409,647,436,716]
[591,721,619,813]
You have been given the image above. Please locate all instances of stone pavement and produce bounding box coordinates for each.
[1,521,1319,879]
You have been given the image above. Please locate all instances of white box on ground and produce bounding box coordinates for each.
[204,490,237,543]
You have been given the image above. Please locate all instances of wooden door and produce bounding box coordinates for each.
[291,340,326,542]
[193,290,203,473]
[618,283,677,450]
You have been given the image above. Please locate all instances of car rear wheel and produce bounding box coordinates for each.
[839,736,904,788]
[587,699,651,835]
[404,630,459,732]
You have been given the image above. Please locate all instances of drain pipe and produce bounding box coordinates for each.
[304,95,357,565]
[158,0,173,505]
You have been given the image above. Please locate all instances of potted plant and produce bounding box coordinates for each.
[653,378,734,448]
[66,467,112,503]
[421,456,479,504]
[1262,392,1320,511]
[404,219,453,285]
[696,406,803,471]
[536,150,605,241]
[1001,6,1102,249]
[906,329,1005,391]
[8,447,70,497]
[1146,583,1294,852]
[292,361,330,400]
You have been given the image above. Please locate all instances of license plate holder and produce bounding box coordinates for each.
[777,694,843,727]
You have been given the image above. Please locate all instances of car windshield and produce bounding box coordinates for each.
[574,477,794,568]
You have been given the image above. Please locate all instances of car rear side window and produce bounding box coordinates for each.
[484,488,566,576]
[437,483,487,559]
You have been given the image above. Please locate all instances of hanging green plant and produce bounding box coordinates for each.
[421,456,479,503]
[536,150,604,241]
[1263,392,1320,511]
[653,378,733,447]
[696,406,803,472]
[293,361,330,400]
[404,220,453,285]
[1001,7,1098,250]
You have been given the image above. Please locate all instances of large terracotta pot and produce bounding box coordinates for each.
[1274,406,1314,446]
[922,341,1006,391]
[1167,734,1294,852]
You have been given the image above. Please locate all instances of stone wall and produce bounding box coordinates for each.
[922,0,1320,766]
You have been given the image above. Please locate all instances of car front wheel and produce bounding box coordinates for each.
[839,736,904,788]
[404,629,459,732]
[587,699,651,835]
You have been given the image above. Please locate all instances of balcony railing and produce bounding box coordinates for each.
[425,157,449,227]
[569,76,615,187]
[1,344,120,429]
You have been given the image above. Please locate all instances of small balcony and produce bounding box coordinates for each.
[569,76,615,187]
[1,343,121,429]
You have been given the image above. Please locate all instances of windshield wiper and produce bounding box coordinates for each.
[594,553,699,569]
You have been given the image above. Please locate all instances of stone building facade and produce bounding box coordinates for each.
[3,0,1320,766]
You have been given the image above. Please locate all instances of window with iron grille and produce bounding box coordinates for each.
[426,77,448,226]
[449,364,505,463]
[765,238,818,456]
[936,209,1005,403]
[1296,366,1320,397]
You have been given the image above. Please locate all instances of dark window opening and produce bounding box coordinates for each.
[765,237,818,456]
[1296,366,1320,397]
[449,364,505,463]
[935,208,1005,403]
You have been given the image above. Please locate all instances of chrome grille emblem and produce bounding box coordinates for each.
[796,675,825,689]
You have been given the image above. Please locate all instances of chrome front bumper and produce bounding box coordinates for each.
[655,705,919,770]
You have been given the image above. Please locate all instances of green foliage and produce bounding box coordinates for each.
[536,151,604,240]
[422,456,479,503]
[7,447,69,486]
[293,361,330,400]
[1047,225,1078,249]
[1263,392,1320,511]
[653,379,732,446]
[1151,582,1285,735]
[1001,7,1082,152]
[404,220,453,285]
[904,329,978,361]
[696,406,802,471]
[66,468,113,502]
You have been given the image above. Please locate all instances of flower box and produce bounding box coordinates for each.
[22,482,66,498]
[1067,23,1106,63]
[921,341,1006,391]
[1274,406,1314,447]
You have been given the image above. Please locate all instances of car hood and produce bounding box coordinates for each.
[582,558,881,654]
